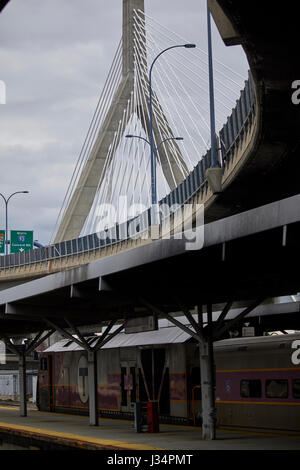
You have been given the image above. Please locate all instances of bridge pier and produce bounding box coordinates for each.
[198,304,216,440]
[1,329,55,418]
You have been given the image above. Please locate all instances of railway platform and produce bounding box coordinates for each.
[0,404,300,451]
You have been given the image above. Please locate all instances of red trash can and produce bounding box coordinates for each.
[147,401,159,433]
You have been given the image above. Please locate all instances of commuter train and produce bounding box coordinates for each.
[37,324,300,432]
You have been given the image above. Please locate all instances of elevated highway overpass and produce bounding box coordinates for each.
[207,0,300,220]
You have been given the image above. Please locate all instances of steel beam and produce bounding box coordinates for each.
[213,300,234,330]
[44,318,85,350]
[213,297,264,340]
[99,277,112,292]
[64,318,92,351]
[70,284,89,299]
[139,299,200,341]
[94,322,126,351]
[26,329,55,354]
[176,300,205,340]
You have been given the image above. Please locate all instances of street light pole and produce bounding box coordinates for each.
[205,4,223,195]
[148,43,196,224]
[0,191,29,255]
[125,135,184,222]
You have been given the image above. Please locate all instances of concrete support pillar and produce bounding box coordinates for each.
[18,353,27,417]
[87,350,99,426]
[199,304,216,440]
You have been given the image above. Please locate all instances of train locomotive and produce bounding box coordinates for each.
[37,324,300,432]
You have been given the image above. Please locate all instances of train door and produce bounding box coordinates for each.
[120,362,137,413]
[188,366,201,424]
[38,354,54,411]
[138,348,170,415]
[48,355,54,411]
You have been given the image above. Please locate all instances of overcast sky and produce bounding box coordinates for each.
[0,0,248,246]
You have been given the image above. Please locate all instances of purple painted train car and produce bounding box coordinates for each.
[37,326,300,432]
[213,333,300,431]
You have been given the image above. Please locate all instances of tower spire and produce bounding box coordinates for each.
[122,0,145,77]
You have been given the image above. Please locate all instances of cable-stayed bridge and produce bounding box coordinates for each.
[0,0,300,440]
[0,1,299,285]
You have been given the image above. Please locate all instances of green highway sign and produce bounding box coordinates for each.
[0,230,5,254]
[10,230,33,253]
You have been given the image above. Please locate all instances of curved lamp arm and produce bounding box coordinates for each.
[156,137,183,153]
[0,191,29,255]
[149,44,196,206]
[125,134,150,146]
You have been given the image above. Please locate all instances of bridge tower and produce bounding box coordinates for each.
[54,0,188,243]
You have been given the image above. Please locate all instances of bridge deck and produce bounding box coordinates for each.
[0,195,300,337]
[0,405,299,450]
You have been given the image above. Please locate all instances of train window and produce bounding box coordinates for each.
[40,357,48,371]
[292,379,300,399]
[191,367,200,387]
[240,380,261,398]
[265,379,288,399]
[190,367,201,401]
